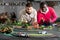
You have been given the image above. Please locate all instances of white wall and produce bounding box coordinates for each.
[54,5,60,17]
[0,6,5,13]
[0,0,60,19]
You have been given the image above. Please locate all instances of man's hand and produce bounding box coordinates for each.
[32,22,39,29]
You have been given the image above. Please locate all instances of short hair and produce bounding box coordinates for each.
[40,2,47,8]
[26,3,32,7]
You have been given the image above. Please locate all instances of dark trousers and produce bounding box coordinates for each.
[40,22,52,26]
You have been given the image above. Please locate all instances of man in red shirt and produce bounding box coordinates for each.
[37,2,58,26]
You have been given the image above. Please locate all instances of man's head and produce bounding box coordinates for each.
[25,3,33,15]
[40,2,47,12]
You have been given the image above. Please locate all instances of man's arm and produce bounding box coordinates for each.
[31,10,37,24]
[32,10,39,28]
[34,10,37,22]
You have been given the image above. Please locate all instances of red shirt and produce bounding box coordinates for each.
[37,7,58,24]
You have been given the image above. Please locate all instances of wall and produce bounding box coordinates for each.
[0,0,60,20]
[54,5,60,17]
